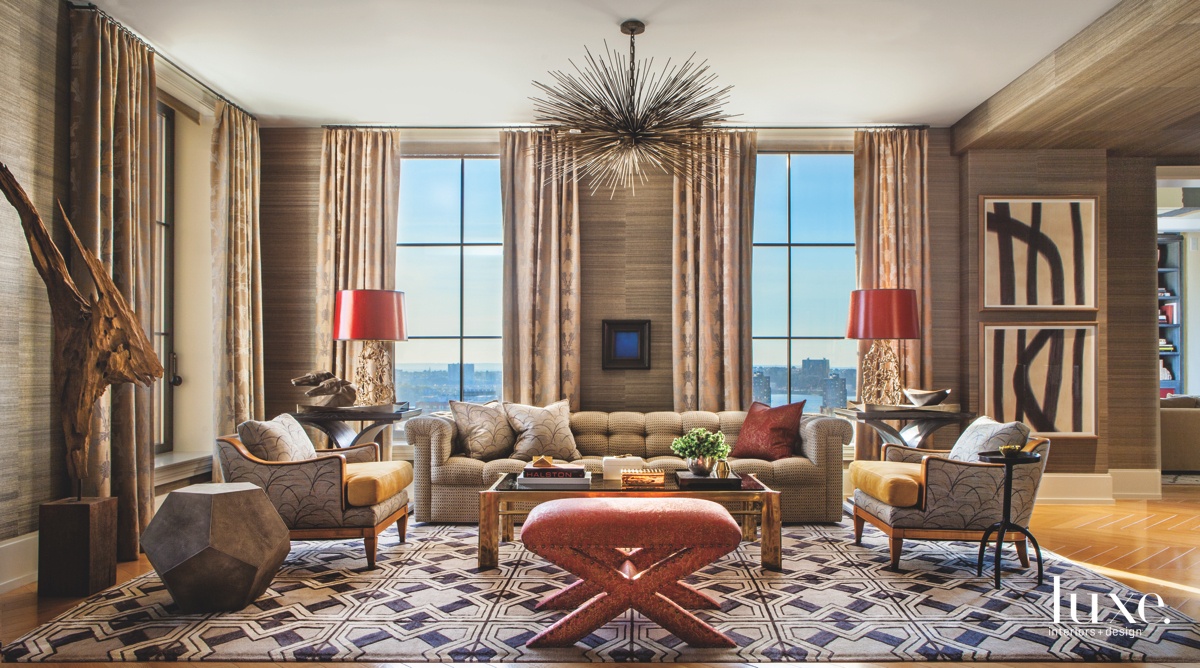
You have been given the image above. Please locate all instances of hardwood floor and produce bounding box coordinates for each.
[3,485,1200,666]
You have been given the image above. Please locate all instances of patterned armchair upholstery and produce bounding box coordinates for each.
[405,410,853,524]
[216,436,412,569]
[849,430,1051,569]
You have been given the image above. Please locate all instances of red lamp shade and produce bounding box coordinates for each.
[332,290,407,341]
[846,289,920,340]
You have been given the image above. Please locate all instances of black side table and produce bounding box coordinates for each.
[288,406,421,449]
[975,450,1044,589]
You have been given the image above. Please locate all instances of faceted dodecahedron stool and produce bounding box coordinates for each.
[141,482,290,612]
[521,497,742,648]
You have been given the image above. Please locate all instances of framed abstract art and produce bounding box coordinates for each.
[981,196,1097,310]
[981,323,1096,437]
[601,320,651,370]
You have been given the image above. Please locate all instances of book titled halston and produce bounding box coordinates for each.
[521,463,587,479]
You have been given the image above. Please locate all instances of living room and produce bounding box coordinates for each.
[2,0,1200,663]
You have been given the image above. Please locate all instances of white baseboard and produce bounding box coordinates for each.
[0,531,38,594]
[1111,468,1163,499]
[1037,473,1114,504]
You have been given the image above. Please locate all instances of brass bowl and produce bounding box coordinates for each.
[998,444,1023,458]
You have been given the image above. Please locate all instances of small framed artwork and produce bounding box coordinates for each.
[602,320,651,370]
[981,323,1097,436]
[981,196,1097,310]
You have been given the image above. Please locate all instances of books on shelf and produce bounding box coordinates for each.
[1163,303,1178,324]
[516,472,592,489]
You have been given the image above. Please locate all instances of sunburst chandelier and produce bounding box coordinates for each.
[531,19,734,193]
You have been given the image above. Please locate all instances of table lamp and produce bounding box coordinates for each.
[333,289,407,406]
[846,288,920,406]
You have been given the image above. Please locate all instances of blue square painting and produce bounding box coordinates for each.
[613,331,640,359]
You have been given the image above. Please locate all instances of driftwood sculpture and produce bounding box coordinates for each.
[0,164,163,483]
[292,371,357,408]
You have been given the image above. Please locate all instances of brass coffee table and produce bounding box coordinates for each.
[478,472,782,571]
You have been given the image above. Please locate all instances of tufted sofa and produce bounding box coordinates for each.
[405,410,853,524]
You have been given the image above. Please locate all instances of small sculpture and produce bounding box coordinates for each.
[292,371,357,408]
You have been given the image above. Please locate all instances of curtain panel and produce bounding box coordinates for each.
[672,131,757,412]
[212,101,264,436]
[853,127,931,460]
[68,7,157,561]
[499,130,582,410]
[316,129,401,385]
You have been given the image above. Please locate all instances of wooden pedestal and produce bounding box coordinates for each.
[38,497,117,597]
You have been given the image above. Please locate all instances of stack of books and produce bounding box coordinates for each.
[1160,338,1177,353]
[515,463,591,489]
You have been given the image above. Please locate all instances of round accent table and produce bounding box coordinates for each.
[975,450,1044,589]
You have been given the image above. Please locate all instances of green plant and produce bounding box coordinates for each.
[670,427,730,460]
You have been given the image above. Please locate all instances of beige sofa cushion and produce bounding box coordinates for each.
[506,400,582,461]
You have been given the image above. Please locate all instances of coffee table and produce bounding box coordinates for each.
[478,472,782,571]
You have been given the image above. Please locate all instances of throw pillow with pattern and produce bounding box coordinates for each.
[948,416,1031,462]
[237,414,317,462]
[731,400,806,461]
[450,400,516,461]
[504,399,581,462]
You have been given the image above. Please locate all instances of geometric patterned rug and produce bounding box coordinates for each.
[6,521,1200,662]
[1163,473,1200,485]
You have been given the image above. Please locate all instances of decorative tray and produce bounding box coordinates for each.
[674,471,742,490]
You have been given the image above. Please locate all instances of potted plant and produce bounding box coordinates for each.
[671,427,731,476]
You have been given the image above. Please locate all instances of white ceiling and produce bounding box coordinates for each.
[93,0,1123,128]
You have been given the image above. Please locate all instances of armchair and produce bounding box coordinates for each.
[849,434,1050,569]
[216,436,413,569]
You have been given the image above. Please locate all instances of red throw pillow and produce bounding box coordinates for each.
[731,401,806,461]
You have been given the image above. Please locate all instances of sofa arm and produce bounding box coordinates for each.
[883,443,951,463]
[798,415,852,469]
[404,414,458,523]
[339,442,380,463]
[216,437,347,529]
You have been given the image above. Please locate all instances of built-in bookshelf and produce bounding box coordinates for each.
[1159,234,1184,397]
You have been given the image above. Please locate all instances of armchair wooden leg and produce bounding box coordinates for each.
[365,534,378,570]
[1016,538,1030,567]
[888,537,903,569]
[853,511,865,546]
[396,508,409,544]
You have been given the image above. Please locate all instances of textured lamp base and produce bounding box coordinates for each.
[354,340,395,406]
[860,339,902,405]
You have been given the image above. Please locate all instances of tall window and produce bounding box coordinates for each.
[152,102,176,453]
[751,153,857,410]
[394,158,503,413]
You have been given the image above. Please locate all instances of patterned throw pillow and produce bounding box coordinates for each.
[504,399,582,462]
[450,400,516,461]
[731,400,806,461]
[948,416,1031,462]
[237,414,317,462]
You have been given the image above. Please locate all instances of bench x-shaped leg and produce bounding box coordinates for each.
[536,546,719,611]
[526,545,735,648]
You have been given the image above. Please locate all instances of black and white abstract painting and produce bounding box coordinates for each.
[982,324,1096,436]
[982,197,1096,310]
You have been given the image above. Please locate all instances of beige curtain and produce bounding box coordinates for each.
[853,128,931,460]
[500,130,581,409]
[672,131,757,412]
[69,7,157,561]
[316,128,401,382]
[212,101,264,436]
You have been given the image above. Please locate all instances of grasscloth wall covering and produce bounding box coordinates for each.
[259,128,323,419]
[0,0,70,541]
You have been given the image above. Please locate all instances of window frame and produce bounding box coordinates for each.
[395,155,503,411]
[153,101,176,454]
[751,151,857,405]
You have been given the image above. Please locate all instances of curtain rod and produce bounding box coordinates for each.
[321,124,929,130]
[67,2,256,120]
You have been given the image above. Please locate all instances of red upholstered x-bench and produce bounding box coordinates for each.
[520,497,742,648]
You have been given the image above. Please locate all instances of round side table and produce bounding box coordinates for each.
[975,450,1044,589]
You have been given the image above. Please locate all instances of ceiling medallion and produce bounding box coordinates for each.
[531,19,734,193]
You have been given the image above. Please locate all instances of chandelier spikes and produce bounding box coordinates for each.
[531,19,735,194]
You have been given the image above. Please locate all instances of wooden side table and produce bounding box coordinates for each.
[831,407,975,449]
[975,450,1044,589]
[288,406,421,449]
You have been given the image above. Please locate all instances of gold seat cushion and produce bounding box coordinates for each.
[848,461,923,508]
[345,461,414,507]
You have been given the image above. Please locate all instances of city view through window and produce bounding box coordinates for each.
[392,153,858,415]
